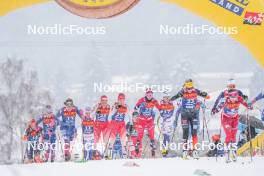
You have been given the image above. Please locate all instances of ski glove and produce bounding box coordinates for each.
[211,108,218,115]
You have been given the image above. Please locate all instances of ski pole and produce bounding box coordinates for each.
[156,116,163,149]
[70,128,78,161]
[246,109,253,162]
[142,132,151,158]
[202,112,205,141]
[56,129,65,161]
[81,131,86,161]
[104,122,115,158]
[166,125,177,156]
[202,99,211,142]
[155,116,165,157]
[22,142,28,164]
[213,113,222,162]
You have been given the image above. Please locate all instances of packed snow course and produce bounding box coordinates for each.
[0,157,262,176]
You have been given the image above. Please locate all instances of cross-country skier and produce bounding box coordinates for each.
[134,88,160,157]
[170,79,209,159]
[81,106,95,161]
[126,111,140,158]
[206,134,224,157]
[212,78,248,112]
[36,105,58,162]
[93,95,111,149]
[108,93,130,158]
[250,92,264,122]
[56,98,82,161]
[159,91,175,157]
[174,99,205,142]
[211,79,250,162]
[112,134,123,159]
[22,119,43,163]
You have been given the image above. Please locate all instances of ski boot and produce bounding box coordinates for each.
[135,140,140,155]
[182,141,189,160]
[150,140,156,157]
[34,155,43,163]
[192,150,199,160]
[105,150,113,160]
[161,149,169,157]
[225,143,237,163]
[227,150,237,162]
[50,154,55,163]
[65,154,71,162]
[182,151,189,160]
[229,143,237,162]
[225,150,232,163]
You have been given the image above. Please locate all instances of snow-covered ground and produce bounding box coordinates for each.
[0,157,262,176]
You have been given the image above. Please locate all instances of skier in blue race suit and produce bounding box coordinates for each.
[159,92,175,157]
[170,79,209,159]
[36,105,58,162]
[81,106,95,161]
[56,98,82,161]
[250,92,264,122]
[22,119,43,163]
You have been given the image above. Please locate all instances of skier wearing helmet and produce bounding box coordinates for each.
[126,111,140,158]
[212,78,248,115]
[81,106,95,161]
[93,95,111,149]
[56,98,82,161]
[211,79,250,163]
[249,92,264,122]
[170,79,209,159]
[107,93,130,158]
[22,119,43,163]
[36,105,58,162]
[159,91,175,157]
[134,88,160,157]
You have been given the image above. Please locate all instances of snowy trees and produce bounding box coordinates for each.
[0,57,53,164]
[150,52,197,94]
[81,43,111,104]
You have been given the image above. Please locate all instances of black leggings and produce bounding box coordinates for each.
[181,110,199,143]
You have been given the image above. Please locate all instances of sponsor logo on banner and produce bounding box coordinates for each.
[55,0,139,19]
[243,12,264,25]
[235,0,249,6]
[210,0,244,16]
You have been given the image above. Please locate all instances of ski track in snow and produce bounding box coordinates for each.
[0,157,262,176]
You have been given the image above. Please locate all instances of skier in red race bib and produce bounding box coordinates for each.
[22,119,43,163]
[211,78,250,162]
[134,88,160,157]
[93,95,111,149]
[126,111,140,158]
[108,93,130,157]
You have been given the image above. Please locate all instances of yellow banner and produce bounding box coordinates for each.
[0,0,50,16]
[163,0,264,68]
[69,0,120,7]
[0,0,263,68]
